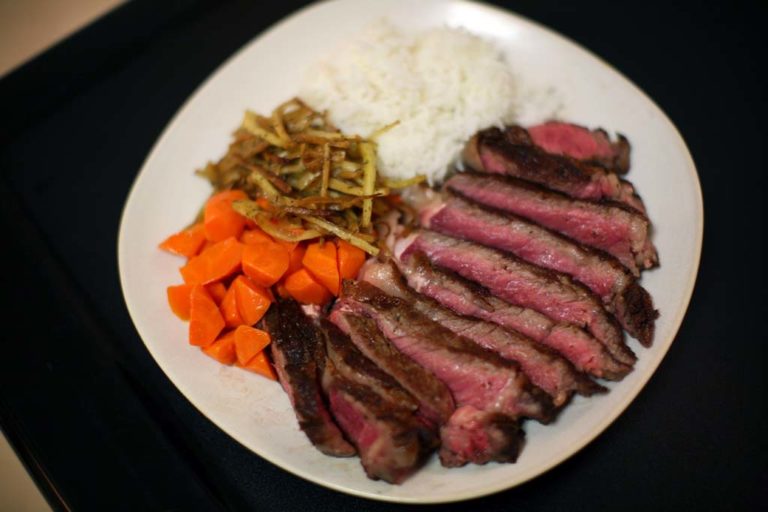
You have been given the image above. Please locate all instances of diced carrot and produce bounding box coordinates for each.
[275,282,290,298]
[199,239,216,255]
[159,223,206,258]
[233,275,272,325]
[202,330,237,365]
[234,326,271,365]
[241,241,289,287]
[287,243,306,274]
[220,284,244,327]
[189,285,225,347]
[336,239,367,280]
[238,351,277,380]
[167,284,194,320]
[180,237,243,284]
[205,282,227,305]
[303,241,340,295]
[204,190,248,242]
[284,268,332,305]
[240,228,273,245]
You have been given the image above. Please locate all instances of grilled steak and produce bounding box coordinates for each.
[321,361,437,484]
[361,260,603,405]
[463,126,645,211]
[397,230,636,366]
[337,280,555,423]
[528,121,631,174]
[329,312,455,426]
[396,253,632,379]
[446,172,658,274]
[439,406,524,467]
[423,194,657,345]
[264,298,355,457]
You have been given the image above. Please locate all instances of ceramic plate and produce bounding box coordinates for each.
[118,0,703,503]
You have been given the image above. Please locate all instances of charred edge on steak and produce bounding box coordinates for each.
[338,280,557,424]
[445,171,659,274]
[439,406,524,467]
[423,193,657,345]
[329,311,456,426]
[361,260,604,405]
[396,252,633,379]
[400,229,637,367]
[264,298,356,457]
[463,126,646,212]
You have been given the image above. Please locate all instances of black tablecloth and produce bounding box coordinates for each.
[1,1,765,510]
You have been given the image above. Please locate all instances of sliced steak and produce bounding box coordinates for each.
[397,253,632,380]
[463,126,645,211]
[439,405,524,467]
[397,230,636,367]
[321,361,437,484]
[446,172,658,274]
[360,260,603,405]
[329,311,455,426]
[423,194,657,345]
[336,280,555,423]
[264,298,355,457]
[528,121,631,174]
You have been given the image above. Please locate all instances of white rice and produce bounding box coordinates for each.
[300,22,517,184]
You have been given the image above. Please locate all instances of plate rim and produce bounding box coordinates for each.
[117,0,704,503]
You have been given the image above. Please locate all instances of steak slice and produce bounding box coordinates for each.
[321,361,437,484]
[463,126,645,211]
[423,194,657,345]
[361,260,603,405]
[264,298,355,457]
[397,253,632,380]
[446,172,658,274]
[337,281,555,423]
[329,311,455,426]
[528,121,631,174]
[397,230,636,367]
[439,406,524,467]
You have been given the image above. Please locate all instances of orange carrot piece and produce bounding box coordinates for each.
[287,243,306,274]
[167,284,194,320]
[205,282,227,305]
[336,239,367,280]
[189,285,225,347]
[275,282,290,299]
[284,268,332,305]
[220,284,244,327]
[180,237,243,284]
[241,241,289,287]
[303,241,340,295]
[233,275,272,325]
[202,330,237,365]
[256,197,272,211]
[234,326,271,365]
[240,228,273,245]
[204,190,248,242]
[159,223,206,258]
[238,351,277,380]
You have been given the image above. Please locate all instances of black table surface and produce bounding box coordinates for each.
[1,1,765,510]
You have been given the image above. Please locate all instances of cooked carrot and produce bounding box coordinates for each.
[204,190,248,242]
[180,237,243,284]
[159,223,206,258]
[189,285,225,347]
[256,197,272,211]
[241,241,289,287]
[234,326,271,365]
[205,282,227,305]
[287,243,306,274]
[167,284,194,320]
[238,351,277,380]
[284,268,332,305]
[275,282,290,299]
[240,228,273,245]
[220,284,244,327]
[303,241,340,295]
[199,239,216,254]
[202,330,237,365]
[233,275,272,325]
[336,239,366,280]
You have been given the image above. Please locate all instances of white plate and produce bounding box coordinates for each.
[118,0,703,503]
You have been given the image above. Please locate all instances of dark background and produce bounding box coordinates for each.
[0,1,765,510]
